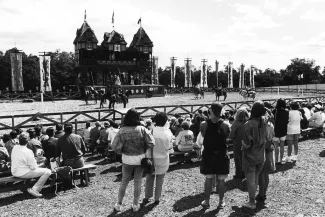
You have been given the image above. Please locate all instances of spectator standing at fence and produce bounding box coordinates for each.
[111,108,155,212]
[143,112,173,206]
[200,102,230,209]
[241,101,270,209]
[54,124,65,138]
[42,127,58,163]
[89,121,101,153]
[5,130,19,157]
[229,108,249,179]
[286,101,302,163]
[256,106,275,204]
[56,123,86,169]
[11,132,52,197]
[272,99,289,164]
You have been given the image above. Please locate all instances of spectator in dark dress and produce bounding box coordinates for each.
[272,99,289,164]
[299,108,308,130]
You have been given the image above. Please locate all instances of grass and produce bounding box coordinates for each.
[1,138,325,216]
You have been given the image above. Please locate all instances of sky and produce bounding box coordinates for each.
[1,0,325,71]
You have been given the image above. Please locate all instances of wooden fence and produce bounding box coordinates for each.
[0,91,81,101]
[1,95,325,133]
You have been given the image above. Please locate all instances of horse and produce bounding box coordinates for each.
[107,88,132,109]
[214,87,227,101]
[239,89,256,100]
[194,87,204,99]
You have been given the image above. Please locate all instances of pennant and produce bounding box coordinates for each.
[137,17,141,25]
[112,11,114,24]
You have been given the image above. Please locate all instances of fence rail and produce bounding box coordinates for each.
[1,95,325,133]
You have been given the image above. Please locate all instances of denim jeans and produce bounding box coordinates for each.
[118,164,144,205]
[19,168,52,192]
[145,174,165,201]
[62,157,85,169]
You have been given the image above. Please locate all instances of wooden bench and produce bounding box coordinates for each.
[301,127,323,139]
[0,164,97,193]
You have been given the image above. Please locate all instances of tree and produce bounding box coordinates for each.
[285,58,320,85]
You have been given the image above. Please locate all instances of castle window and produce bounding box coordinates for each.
[114,44,121,52]
[143,46,148,53]
[87,43,92,50]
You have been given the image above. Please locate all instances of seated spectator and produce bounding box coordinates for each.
[309,104,324,128]
[174,118,184,137]
[82,122,91,146]
[145,119,154,133]
[190,116,202,141]
[169,117,177,135]
[11,132,52,197]
[42,127,58,162]
[302,103,311,120]
[5,130,19,157]
[174,121,195,152]
[98,122,110,156]
[54,124,65,138]
[228,116,235,126]
[89,121,101,153]
[0,144,10,172]
[34,125,48,142]
[0,134,10,147]
[27,128,42,154]
[56,123,86,169]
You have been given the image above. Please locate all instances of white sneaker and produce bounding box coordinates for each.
[114,203,122,212]
[291,155,297,161]
[27,188,42,197]
[132,204,140,212]
[286,156,292,163]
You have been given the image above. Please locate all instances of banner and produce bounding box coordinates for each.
[152,56,159,85]
[200,62,208,88]
[184,59,192,87]
[10,52,24,91]
[240,64,245,88]
[228,62,233,88]
[215,61,219,87]
[170,58,176,88]
[39,55,52,91]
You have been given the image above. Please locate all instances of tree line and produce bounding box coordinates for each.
[1,47,325,91]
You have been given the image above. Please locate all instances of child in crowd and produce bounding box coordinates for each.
[173,121,194,152]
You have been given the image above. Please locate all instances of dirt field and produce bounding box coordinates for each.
[0,92,297,116]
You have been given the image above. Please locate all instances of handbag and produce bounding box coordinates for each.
[141,147,155,174]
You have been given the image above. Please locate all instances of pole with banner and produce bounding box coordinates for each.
[10,48,24,92]
[152,56,159,85]
[228,62,233,88]
[240,63,245,89]
[215,60,219,87]
[39,52,52,93]
[200,59,208,88]
[184,58,192,88]
[170,57,177,88]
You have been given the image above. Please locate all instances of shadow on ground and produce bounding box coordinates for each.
[106,202,158,217]
[172,193,205,212]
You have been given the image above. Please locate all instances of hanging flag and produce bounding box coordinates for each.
[184,59,192,88]
[200,62,208,88]
[10,52,24,91]
[39,55,52,92]
[112,11,114,24]
[137,17,141,25]
[170,58,177,88]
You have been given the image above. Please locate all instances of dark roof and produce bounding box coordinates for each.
[73,21,98,44]
[130,27,153,47]
[101,30,127,46]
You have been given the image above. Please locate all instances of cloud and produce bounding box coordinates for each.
[301,9,325,21]
[278,0,303,15]
[282,36,293,41]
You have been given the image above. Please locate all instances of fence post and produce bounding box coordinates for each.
[75,119,77,134]
[12,115,14,130]
[98,110,101,121]
[60,113,63,124]
[113,110,116,121]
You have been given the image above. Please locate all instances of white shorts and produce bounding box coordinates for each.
[272,136,286,142]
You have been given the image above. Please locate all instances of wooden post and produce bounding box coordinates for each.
[113,110,116,121]
[75,119,77,134]
[60,113,63,123]
[98,111,100,121]
[12,116,14,129]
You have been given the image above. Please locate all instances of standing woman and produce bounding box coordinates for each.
[286,101,302,162]
[111,108,155,212]
[143,112,173,205]
[272,99,289,164]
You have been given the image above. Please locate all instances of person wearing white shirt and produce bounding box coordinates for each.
[309,105,324,128]
[302,103,311,120]
[11,132,51,197]
[286,102,302,162]
[143,112,173,205]
[173,121,194,152]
